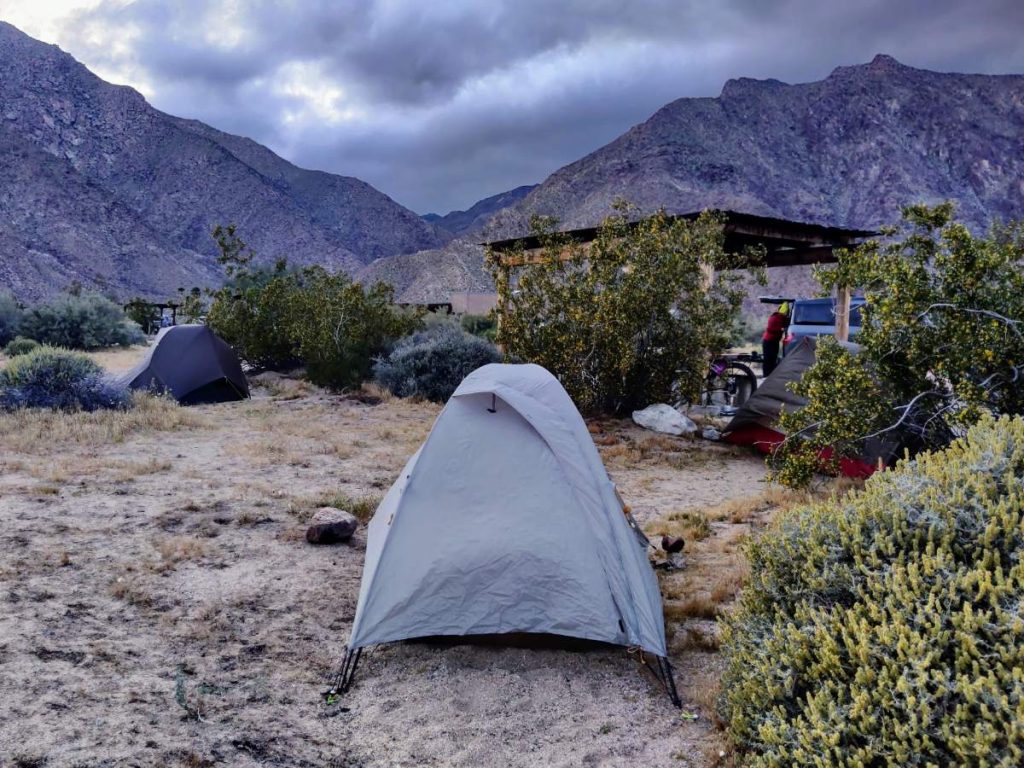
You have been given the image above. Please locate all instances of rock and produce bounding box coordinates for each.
[631,404,698,436]
[306,508,358,545]
[702,427,721,441]
[661,535,685,554]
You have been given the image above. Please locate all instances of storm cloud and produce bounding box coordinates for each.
[16,0,1024,213]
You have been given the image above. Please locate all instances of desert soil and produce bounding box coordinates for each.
[0,346,794,768]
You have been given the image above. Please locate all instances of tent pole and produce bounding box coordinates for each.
[325,645,362,700]
[341,647,362,693]
[659,656,682,708]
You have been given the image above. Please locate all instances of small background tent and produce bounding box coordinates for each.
[116,325,249,405]
[722,336,894,477]
[334,363,676,703]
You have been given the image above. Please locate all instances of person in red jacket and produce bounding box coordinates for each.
[762,302,790,376]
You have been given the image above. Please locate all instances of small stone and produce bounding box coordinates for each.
[631,404,698,436]
[306,507,358,544]
[702,427,721,441]
[661,535,685,554]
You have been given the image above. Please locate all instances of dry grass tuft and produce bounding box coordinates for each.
[110,575,153,607]
[664,596,720,621]
[671,622,721,653]
[300,491,383,524]
[152,536,208,572]
[0,394,205,454]
[657,509,712,541]
[359,381,393,403]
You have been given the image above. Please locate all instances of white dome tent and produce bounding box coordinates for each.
[331,363,678,705]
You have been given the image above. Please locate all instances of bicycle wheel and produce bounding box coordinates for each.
[703,362,758,409]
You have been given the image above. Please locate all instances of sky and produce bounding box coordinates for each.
[1,1,1022,214]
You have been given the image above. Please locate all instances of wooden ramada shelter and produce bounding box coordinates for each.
[483,210,876,342]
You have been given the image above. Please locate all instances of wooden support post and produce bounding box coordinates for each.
[835,285,851,342]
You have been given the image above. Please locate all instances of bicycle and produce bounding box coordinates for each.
[674,352,760,413]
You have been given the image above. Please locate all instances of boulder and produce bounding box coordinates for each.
[306,507,358,544]
[631,404,698,436]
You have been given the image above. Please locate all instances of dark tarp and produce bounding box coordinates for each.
[116,325,249,405]
[722,336,898,477]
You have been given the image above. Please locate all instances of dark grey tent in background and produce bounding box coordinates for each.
[116,325,249,405]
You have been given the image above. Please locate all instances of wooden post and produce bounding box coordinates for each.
[835,285,851,342]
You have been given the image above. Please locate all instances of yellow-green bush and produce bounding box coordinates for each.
[720,415,1024,767]
[487,206,762,415]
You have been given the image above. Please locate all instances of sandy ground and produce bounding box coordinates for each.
[0,345,798,768]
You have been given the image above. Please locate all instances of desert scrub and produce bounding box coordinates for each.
[373,324,501,403]
[0,346,130,412]
[0,392,203,452]
[18,291,145,349]
[3,336,38,357]
[719,415,1024,767]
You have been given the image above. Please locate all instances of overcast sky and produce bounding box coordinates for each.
[2,1,1022,214]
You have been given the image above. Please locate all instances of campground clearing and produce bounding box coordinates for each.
[1,345,833,767]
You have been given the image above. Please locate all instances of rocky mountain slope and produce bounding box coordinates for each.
[423,185,536,237]
[491,55,1024,237]
[0,21,449,301]
[369,55,1023,303]
[358,239,494,304]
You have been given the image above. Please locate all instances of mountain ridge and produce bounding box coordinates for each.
[368,54,1024,303]
[0,20,450,301]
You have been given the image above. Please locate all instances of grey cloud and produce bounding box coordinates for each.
[57,0,1024,213]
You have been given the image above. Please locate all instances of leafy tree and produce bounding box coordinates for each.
[773,203,1024,486]
[488,207,761,415]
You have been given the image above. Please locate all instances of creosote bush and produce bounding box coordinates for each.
[460,313,497,341]
[773,203,1024,487]
[205,224,419,388]
[720,415,1024,767]
[489,206,762,415]
[19,291,145,350]
[0,346,131,412]
[374,325,501,403]
[4,336,39,358]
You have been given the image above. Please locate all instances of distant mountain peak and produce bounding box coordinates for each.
[0,21,450,300]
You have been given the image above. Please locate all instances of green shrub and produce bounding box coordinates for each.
[19,292,145,350]
[125,298,161,334]
[720,415,1024,766]
[287,267,421,390]
[773,203,1024,487]
[0,290,23,347]
[374,325,502,403]
[460,313,497,341]
[205,260,300,370]
[4,336,39,357]
[205,224,420,386]
[488,206,761,415]
[0,346,131,411]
